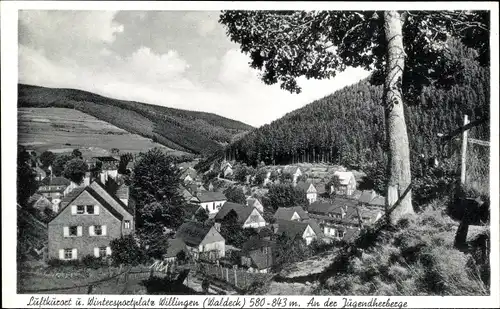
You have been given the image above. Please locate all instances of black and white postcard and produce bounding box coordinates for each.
[2,1,499,308]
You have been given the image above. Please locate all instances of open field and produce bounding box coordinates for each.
[18,108,187,156]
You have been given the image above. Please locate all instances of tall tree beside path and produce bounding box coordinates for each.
[219,10,489,224]
[130,148,186,227]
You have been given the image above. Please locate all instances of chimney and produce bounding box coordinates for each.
[83,172,91,187]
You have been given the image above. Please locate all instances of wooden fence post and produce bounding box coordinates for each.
[233,266,238,288]
[461,114,469,185]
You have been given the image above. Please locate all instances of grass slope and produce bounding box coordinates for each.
[18,84,253,155]
[18,107,185,155]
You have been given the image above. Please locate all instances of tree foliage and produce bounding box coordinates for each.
[39,151,56,168]
[223,186,247,204]
[17,147,38,207]
[194,207,209,223]
[118,152,133,175]
[72,148,82,159]
[219,10,488,95]
[130,148,186,228]
[140,201,185,232]
[222,38,488,205]
[219,10,489,222]
[63,158,88,184]
[51,154,73,177]
[264,183,308,212]
[110,234,145,266]
[219,210,258,247]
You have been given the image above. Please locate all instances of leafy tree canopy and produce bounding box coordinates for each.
[63,158,88,184]
[39,151,56,168]
[264,183,308,211]
[223,186,247,204]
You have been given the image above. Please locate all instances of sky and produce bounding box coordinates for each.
[18,10,370,127]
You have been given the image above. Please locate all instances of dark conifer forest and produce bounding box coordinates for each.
[223,39,489,201]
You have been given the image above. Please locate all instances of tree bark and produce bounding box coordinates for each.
[383,11,414,224]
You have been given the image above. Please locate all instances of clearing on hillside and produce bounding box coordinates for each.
[18,108,187,156]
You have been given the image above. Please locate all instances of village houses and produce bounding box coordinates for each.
[37,176,73,208]
[308,197,382,241]
[282,166,302,184]
[179,167,198,183]
[190,191,227,215]
[175,221,225,261]
[162,238,190,264]
[274,206,309,222]
[214,202,267,229]
[330,171,357,196]
[240,236,276,273]
[274,219,319,245]
[47,181,134,261]
[295,181,318,204]
[246,196,264,213]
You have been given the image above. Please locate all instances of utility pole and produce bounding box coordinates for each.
[460,115,469,185]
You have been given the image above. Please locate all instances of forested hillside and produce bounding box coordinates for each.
[224,39,489,200]
[18,84,253,155]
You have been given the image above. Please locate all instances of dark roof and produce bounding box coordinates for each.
[304,219,323,237]
[283,166,300,174]
[90,181,133,216]
[50,185,124,222]
[94,156,119,162]
[40,177,70,186]
[164,238,189,258]
[308,201,339,215]
[175,221,212,247]
[359,190,377,204]
[85,186,124,220]
[343,228,361,243]
[195,191,226,203]
[59,187,86,209]
[296,181,314,192]
[274,206,309,221]
[242,236,275,253]
[214,202,254,224]
[369,196,385,207]
[348,190,363,200]
[116,184,129,199]
[275,219,310,239]
[246,197,261,208]
[27,193,43,205]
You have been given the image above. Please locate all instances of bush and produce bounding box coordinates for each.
[47,258,81,268]
[110,234,145,266]
[82,255,107,269]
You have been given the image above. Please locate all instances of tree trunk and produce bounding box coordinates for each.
[383,11,414,224]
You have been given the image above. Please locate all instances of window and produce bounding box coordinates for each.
[99,247,107,257]
[64,249,73,260]
[76,205,85,214]
[124,220,130,229]
[338,230,345,238]
[94,225,103,236]
[86,205,94,214]
[69,226,78,236]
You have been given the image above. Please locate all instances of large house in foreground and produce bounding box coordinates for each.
[47,181,134,260]
[175,221,225,261]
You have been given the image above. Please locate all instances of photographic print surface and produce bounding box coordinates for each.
[14,6,493,298]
